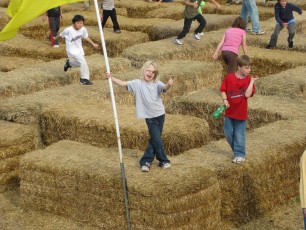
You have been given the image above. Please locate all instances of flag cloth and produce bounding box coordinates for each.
[0,0,84,41]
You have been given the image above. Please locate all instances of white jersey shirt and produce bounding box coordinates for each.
[60,26,88,57]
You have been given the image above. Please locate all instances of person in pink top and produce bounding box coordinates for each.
[213,17,248,74]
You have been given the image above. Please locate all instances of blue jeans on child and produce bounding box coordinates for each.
[268,22,295,47]
[139,114,170,167]
[224,116,247,158]
[240,0,261,33]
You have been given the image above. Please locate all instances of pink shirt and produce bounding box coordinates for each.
[221,28,246,55]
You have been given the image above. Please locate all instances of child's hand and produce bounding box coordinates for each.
[93,43,99,49]
[251,75,259,81]
[212,53,219,60]
[168,78,174,86]
[193,2,198,8]
[224,99,230,108]
[106,73,111,79]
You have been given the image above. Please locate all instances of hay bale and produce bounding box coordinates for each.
[150,14,237,40]
[202,4,274,21]
[0,56,45,72]
[122,30,224,67]
[0,121,39,191]
[256,66,306,99]
[20,140,221,229]
[167,88,285,139]
[181,119,305,224]
[40,99,210,156]
[0,55,132,99]
[247,46,306,76]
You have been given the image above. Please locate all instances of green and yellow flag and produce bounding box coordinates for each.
[0,0,84,41]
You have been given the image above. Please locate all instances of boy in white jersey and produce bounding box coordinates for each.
[54,15,99,85]
[107,61,173,172]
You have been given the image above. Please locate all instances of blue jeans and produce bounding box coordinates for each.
[303,210,306,230]
[240,0,261,32]
[139,114,170,166]
[268,22,295,47]
[224,116,247,158]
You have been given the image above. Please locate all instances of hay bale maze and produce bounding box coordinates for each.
[0,0,306,229]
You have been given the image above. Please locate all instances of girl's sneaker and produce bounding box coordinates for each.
[141,165,150,172]
[232,157,245,164]
[159,162,171,169]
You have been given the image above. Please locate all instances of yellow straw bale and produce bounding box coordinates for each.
[40,99,210,155]
[20,140,221,229]
[256,66,306,99]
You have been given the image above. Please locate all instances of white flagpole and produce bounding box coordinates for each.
[92,0,131,229]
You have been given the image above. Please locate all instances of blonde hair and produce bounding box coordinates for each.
[140,60,159,82]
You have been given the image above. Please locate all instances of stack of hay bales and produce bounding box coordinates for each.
[168,88,284,139]
[20,140,222,229]
[0,121,39,192]
[40,99,211,156]
[256,66,306,99]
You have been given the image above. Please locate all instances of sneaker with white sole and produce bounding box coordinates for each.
[200,32,204,36]
[141,165,150,172]
[251,30,265,35]
[232,157,246,164]
[193,33,201,40]
[175,38,183,45]
[159,162,171,169]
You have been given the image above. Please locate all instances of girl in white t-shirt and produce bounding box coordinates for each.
[107,61,174,172]
[213,17,248,74]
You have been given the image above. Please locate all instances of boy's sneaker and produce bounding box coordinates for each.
[200,32,204,36]
[175,38,183,45]
[64,59,71,72]
[141,165,150,172]
[159,162,171,169]
[114,29,121,33]
[232,157,245,164]
[251,30,265,35]
[193,33,201,40]
[265,44,272,49]
[80,78,93,85]
[246,28,252,32]
[53,45,59,48]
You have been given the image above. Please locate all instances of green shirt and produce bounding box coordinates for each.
[184,0,203,19]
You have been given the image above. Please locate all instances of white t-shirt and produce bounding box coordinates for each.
[60,26,88,57]
[126,79,166,119]
[102,0,115,10]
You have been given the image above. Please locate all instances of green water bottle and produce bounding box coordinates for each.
[212,105,226,119]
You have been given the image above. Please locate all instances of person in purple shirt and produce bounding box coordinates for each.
[213,17,248,74]
[266,0,302,49]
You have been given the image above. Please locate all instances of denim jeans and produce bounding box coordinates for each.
[268,22,295,47]
[224,116,247,158]
[139,114,170,166]
[177,14,206,39]
[240,0,261,32]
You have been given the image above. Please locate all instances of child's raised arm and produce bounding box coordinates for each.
[106,73,128,87]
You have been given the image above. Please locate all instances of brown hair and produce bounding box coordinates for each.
[237,55,252,67]
[232,16,246,30]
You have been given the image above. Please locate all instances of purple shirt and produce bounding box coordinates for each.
[221,28,246,55]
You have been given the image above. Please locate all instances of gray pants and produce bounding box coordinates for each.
[268,22,295,47]
[69,55,90,80]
